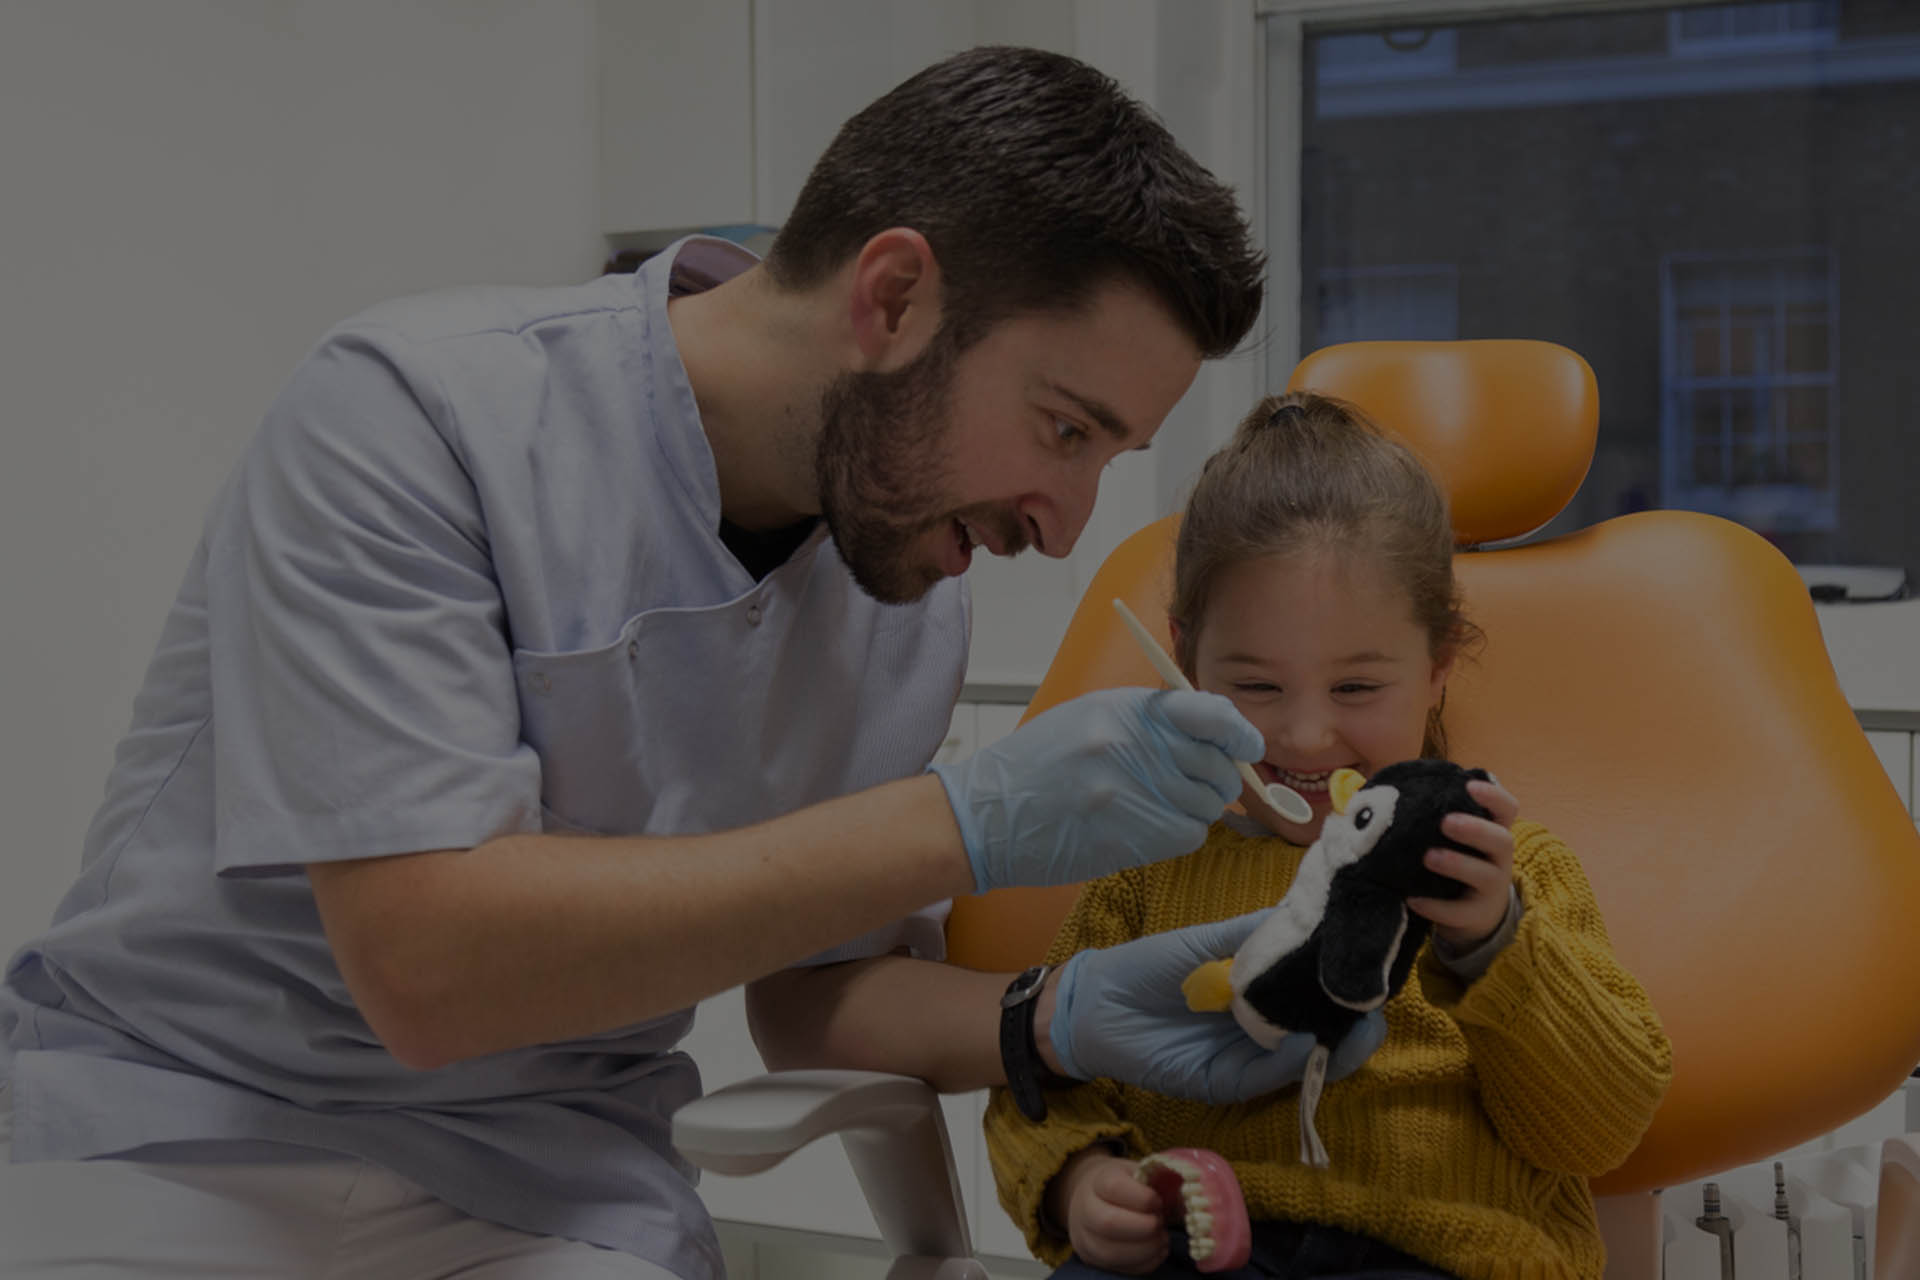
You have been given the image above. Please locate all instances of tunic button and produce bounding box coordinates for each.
[746,603,763,626]
[627,639,639,659]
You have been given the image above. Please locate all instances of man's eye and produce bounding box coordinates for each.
[1054,417,1088,445]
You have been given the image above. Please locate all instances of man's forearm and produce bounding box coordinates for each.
[308,774,975,1069]
[746,953,1067,1092]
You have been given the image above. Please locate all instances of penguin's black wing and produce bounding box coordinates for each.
[1239,932,1354,1046]
[1316,872,1411,1011]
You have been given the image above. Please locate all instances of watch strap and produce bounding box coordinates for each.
[1000,964,1054,1122]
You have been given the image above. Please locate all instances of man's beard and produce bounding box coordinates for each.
[815,334,971,604]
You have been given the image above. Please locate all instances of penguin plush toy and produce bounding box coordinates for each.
[1184,758,1494,1168]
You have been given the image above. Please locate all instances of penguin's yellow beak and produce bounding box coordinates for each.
[1329,768,1366,815]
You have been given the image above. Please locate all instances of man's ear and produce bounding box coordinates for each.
[845,228,943,372]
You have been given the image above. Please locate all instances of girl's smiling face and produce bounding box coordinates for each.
[1175,546,1452,843]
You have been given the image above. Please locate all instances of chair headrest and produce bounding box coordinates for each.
[1285,340,1599,547]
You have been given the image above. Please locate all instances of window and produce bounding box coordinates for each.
[1276,0,1920,574]
[1662,250,1836,532]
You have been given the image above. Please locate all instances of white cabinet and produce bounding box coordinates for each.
[974,702,1027,749]
[967,1092,1037,1260]
[1866,730,1913,813]
[1907,733,1920,840]
[595,0,755,235]
[936,703,981,767]
[595,0,1077,236]
[748,1,982,228]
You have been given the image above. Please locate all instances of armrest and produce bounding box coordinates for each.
[672,1068,988,1277]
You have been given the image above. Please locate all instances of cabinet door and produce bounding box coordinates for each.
[1865,730,1912,813]
[597,0,753,233]
[750,1,980,227]
[935,703,980,767]
[970,1088,1044,1260]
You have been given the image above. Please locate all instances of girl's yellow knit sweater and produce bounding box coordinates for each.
[983,819,1672,1280]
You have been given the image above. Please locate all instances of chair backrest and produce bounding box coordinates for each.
[945,339,1920,1195]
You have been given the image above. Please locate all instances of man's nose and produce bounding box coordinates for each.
[1019,470,1101,559]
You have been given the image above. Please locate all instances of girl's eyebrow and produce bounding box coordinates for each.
[1336,650,1399,666]
[1214,649,1406,667]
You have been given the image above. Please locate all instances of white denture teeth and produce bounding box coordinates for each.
[1179,1172,1214,1257]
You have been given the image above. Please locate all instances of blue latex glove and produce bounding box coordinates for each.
[929,688,1263,893]
[1048,910,1389,1104]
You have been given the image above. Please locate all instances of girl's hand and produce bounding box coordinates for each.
[1407,777,1518,952]
[1052,1149,1169,1274]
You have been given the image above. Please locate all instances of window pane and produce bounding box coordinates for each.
[1784,305,1830,372]
[1681,308,1722,376]
[1689,390,1725,484]
[1781,385,1827,434]
[1284,0,1913,570]
[1728,307,1771,377]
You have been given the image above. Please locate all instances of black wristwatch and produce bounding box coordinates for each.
[1000,964,1055,1122]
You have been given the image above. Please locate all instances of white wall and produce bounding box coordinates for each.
[0,1,604,963]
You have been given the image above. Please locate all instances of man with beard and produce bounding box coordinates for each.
[0,46,1374,1279]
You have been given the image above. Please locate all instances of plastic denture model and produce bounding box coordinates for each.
[1183,759,1493,1168]
[1135,1148,1252,1273]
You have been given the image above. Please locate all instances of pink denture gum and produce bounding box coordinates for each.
[1134,1147,1252,1273]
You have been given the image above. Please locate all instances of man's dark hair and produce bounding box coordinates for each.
[764,45,1265,358]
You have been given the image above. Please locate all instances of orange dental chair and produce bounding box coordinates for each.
[673,340,1920,1279]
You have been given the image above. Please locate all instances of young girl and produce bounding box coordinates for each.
[983,391,1673,1280]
